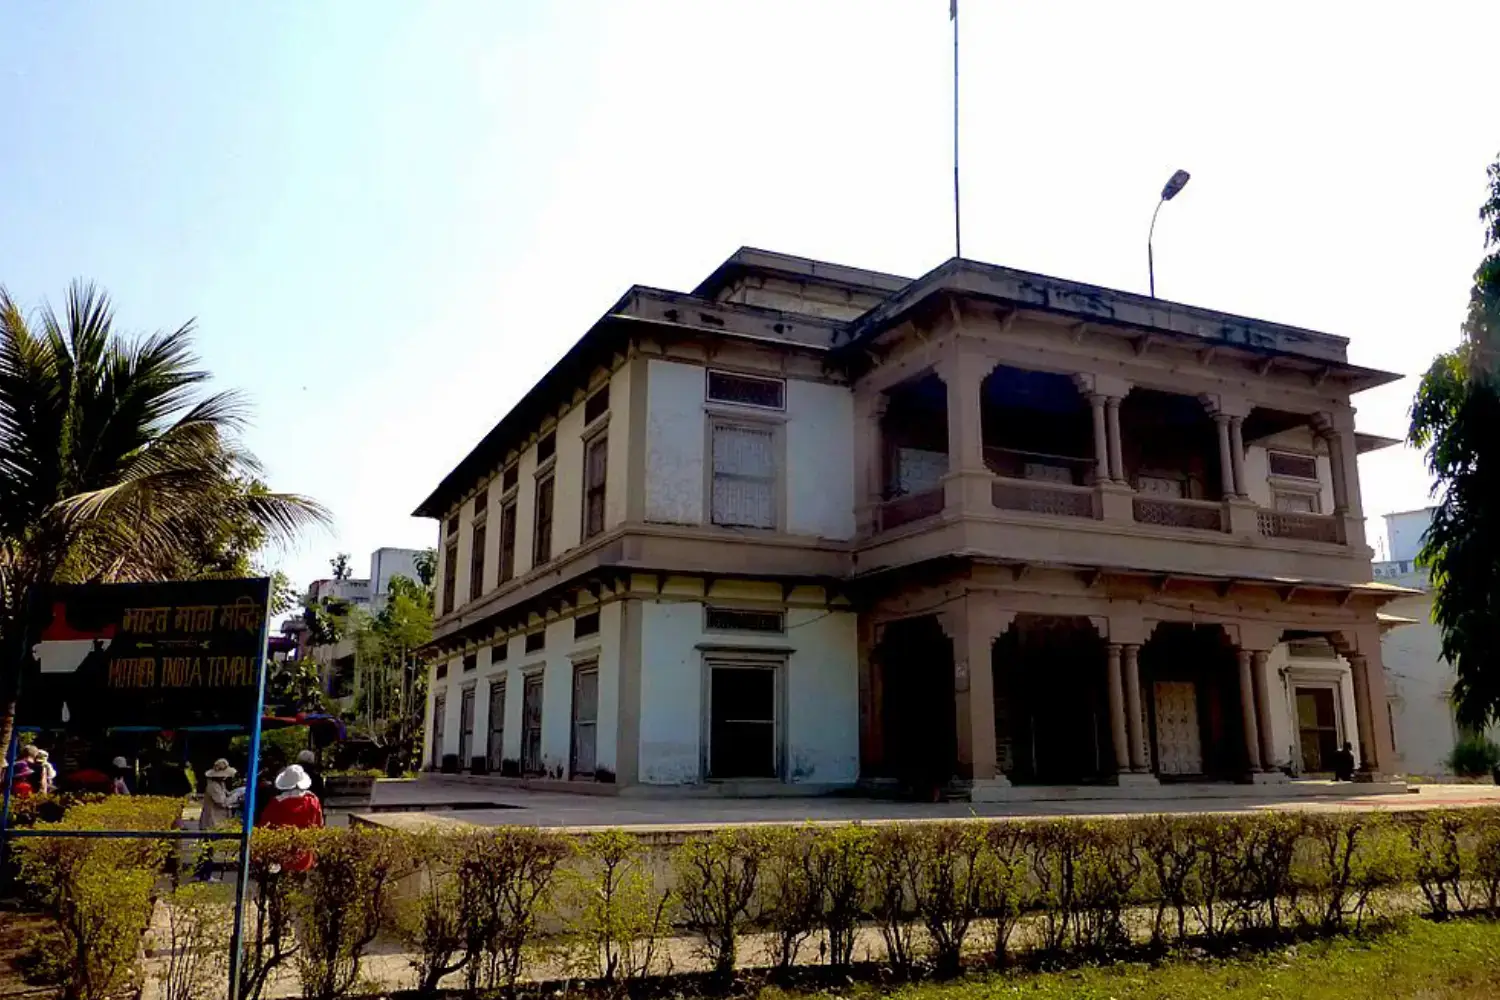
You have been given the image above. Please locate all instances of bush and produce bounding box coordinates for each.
[239,828,315,1000]
[564,829,674,983]
[674,827,769,981]
[293,827,412,1000]
[456,827,573,993]
[1448,734,1500,777]
[396,831,470,996]
[152,882,232,1000]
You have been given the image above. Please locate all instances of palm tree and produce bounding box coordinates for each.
[0,281,327,746]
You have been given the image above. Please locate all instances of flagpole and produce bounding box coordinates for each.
[951,0,961,259]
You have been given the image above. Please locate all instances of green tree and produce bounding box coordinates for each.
[0,282,326,743]
[351,574,433,769]
[329,552,353,581]
[1410,155,1500,729]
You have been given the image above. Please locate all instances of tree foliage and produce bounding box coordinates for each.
[0,282,326,735]
[1410,155,1500,729]
[350,573,433,767]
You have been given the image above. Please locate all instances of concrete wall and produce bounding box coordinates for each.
[1386,509,1435,563]
[643,359,855,540]
[1381,590,1456,775]
[369,548,423,600]
[636,594,858,786]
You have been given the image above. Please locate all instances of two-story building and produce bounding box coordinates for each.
[415,248,1411,798]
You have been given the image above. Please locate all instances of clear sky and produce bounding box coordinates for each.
[2,2,1496,583]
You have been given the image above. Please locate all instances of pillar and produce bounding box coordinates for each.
[1349,653,1378,774]
[1323,428,1350,515]
[937,347,989,511]
[1106,644,1130,774]
[1214,414,1235,498]
[1228,416,1248,498]
[943,599,1004,783]
[1123,643,1147,771]
[854,391,889,536]
[1089,394,1109,485]
[1250,650,1276,770]
[1236,649,1263,772]
[1106,397,1126,483]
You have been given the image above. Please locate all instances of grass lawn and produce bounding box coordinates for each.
[773,918,1500,1000]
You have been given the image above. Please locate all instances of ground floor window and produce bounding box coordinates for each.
[458,687,475,769]
[705,657,781,780]
[431,693,446,767]
[1297,686,1340,772]
[571,664,598,777]
[487,680,506,771]
[521,673,544,776]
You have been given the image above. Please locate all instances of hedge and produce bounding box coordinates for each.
[17,804,1500,999]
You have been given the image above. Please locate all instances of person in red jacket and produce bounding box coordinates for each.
[257,764,324,871]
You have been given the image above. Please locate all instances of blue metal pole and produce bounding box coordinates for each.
[226,584,272,1000]
[0,727,20,878]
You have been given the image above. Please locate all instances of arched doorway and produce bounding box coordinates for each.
[1139,623,1245,779]
[996,615,1111,783]
[874,615,955,794]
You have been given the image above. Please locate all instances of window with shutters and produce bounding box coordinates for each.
[533,474,555,564]
[442,542,458,615]
[583,434,607,540]
[521,673,544,775]
[571,663,598,778]
[487,680,506,771]
[711,421,777,529]
[498,499,518,583]
[431,693,446,767]
[458,687,476,768]
[707,370,785,410]
[1268,451,1319,481]
[469,522,486,601]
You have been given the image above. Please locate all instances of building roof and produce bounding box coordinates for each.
[414,248,1406,519]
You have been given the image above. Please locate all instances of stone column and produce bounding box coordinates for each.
[1250,650,1277,770]
[1236,649,1263,772]
[1228,416,1248,498]
[854,391,889,536]
[937,347,989,512]
[1349,653,1378,775]
[943,600,1004,786]
[1090,394,1110,485]
[1105,643,1130,775]
[1106,397,1126,483]
[1214,414,1235,498]
[1123,643,1147,771]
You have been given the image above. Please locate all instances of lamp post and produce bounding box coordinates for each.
[1148,169,1191,298]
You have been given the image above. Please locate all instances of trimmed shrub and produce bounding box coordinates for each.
[152,882,232,1000]
[396,831,470,996]
[674,827,770,980]
[907,822,987,976]
[457,827,574,993]
[563,829,674,984]
[1448,734,1500,777]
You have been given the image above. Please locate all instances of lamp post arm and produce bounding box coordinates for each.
[1148,198,1165,298]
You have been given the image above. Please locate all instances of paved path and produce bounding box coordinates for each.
[361,777,1500,830]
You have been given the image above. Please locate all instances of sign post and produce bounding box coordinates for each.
[226,606,271,1000]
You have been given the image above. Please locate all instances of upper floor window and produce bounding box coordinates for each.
[469,522,486,601]
[525,630,546,654]
[711,420,777,529]
[708,370,785,410]
[1268,451,1319,481]
[473,487,488,517]
[537,430,557,465]
[534,474,555,564]
[584,384,610,424]
[498,498,518,584]
[574,610,600,638]
[706,607,785,634]
[463,652,478,673]
[446,514,459,537]
[583,434,608,540]
[502,462,519,492]
[442,541,458,615]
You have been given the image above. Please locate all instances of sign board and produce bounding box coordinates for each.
[21,578,272,732]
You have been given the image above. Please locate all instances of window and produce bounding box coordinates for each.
[534,475,555,563]
[584,385,610,424]
[571,664,599,777]
[537,430,556,464]
[707,659,781,779]
[1269,451,1319,481]
[458,687,476,768]
[708,370,785,409]
[431,693,446,767]
[706,607,785,634]
[469,522,486,601]
[574,611,600,638]
[487,680,507,771]
[711,422,777,528]
[502,462,519,492]
[525,630,546,654]
[521,674,544,775]
[446,514,459,537]
[442,542,457,615]
[1274,491,1320,514]
[473,487,488,516]
[463,652,477,672]
[491,641,508,664]
[498,499,518,583]
[435,661,448,681]
[583,434,607,540]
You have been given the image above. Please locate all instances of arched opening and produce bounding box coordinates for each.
[1139,623,1245,779]
[995,615,1112,784]
[981,366,1095,484]
[873,615,955,794]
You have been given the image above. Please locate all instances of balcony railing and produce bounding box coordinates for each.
[1133,496,1225,532]
[877,488,945,531]
[1258,509,1342,544]
[992,477,1097,519]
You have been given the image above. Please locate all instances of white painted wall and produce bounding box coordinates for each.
[645,360,706,525]
[1243,427,1334,513]
[785,380,856,540]
[552,406,586,557]
[604,364,632,532]
[636,598,858,785]
[1263,643,1361,772]
[1381,591,1457,775]
[1386,508,1435,563]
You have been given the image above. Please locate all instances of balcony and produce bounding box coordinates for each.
[991,476,1097,519]
[1258,509,1342,544]
[1132,495,1225,532]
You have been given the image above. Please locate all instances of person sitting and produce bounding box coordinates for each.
[1332,741,1357,781]
[258,764,324,872]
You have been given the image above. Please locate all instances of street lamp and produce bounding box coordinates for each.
[1148,169,1191,298]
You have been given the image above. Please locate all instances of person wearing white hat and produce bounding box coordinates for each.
[258,764,324,832]
[32,749,56,795]
[199,759,237,831]
[111,756,133,795]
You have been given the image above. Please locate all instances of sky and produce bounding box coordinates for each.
[2,2,1496,583]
